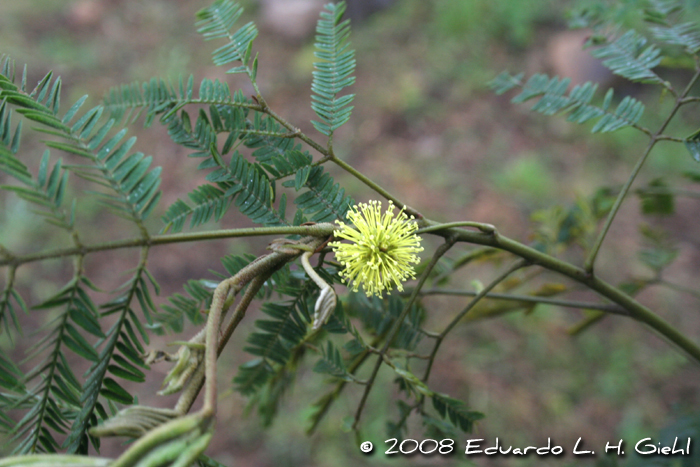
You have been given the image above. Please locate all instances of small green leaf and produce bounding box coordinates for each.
[45,141,94,159]
[69,307,104,338]
[107,364,145,383]
[100,384,134,404]
[116,341,147,368]
[63,335,99,362]
[17,110,72,133]
[4,90,49,112]
[432,393,484,433]
[684,139,700,162]
[62,95,89,124]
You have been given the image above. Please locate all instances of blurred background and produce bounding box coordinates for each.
[2,0,700,466]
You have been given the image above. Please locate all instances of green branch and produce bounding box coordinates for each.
[410,288,628,315]
[106,94,262,122]
[0,224,336,267]
[584,68,700,274]
[417,221,495,235]
[418,219,700,364]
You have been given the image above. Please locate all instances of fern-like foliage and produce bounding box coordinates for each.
[105,76,252,127]
[651,22,700,54]
[162,185,232,233]
[0,62,96,454]
[158,98,290,232]
[232,264,344,424]
[7,279,96,454]
[234,308,308,424]
[64,267,157,453]
[1,0,489,457]
[196,0,258,77]
[0,272,25,337]
[2,151,72,230]
[159,279,212,333]
[0,54,165,454]
[283,166,354,223]
[207,151,287,225]
[0,102,24,180]
[0,357,24,433]
[493,8,700,165]
[384,363,484,437]
[591,30,665,85]
[345,293,425,351]
[646,0,700,55]
[0,99,28,335]
[102,2,357,233]
[311,1,356,137]
[248,302,348,427]
[0,65,161,226]
[313,341,353,382]
[162,150,287,232]
[243,117,314,179]
[645,0,683,20]
[244,118,356,223]
[135,90,304,232]
[105,78,177,127]
[157,254,292,337]
[431,393,484,433]
[259,149,314,182]
[490,72,645,134]
[235,289,311,394]
[28,92,164,224]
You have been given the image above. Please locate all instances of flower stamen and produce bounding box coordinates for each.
[329,200,423,297]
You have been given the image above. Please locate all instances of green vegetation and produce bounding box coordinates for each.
[1,1,700,466]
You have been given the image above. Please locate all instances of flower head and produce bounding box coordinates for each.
[329,200,423,297]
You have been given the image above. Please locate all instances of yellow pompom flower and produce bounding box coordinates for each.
[329,200,424,297]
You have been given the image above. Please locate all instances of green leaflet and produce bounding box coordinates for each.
[431,393,484,433]
[162,151,286,232]
[345,293,424,351]
[313,341,352,382]
[159,280,213,333]
[283,165,354,223]
[591,30,664,85]
[490,72,645,134]
[0,43,285,455]
[310,2,356,137]
[5,280,99,454]
[196,1,257,71]
[651,22,700,54]
[65,269,156,454]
